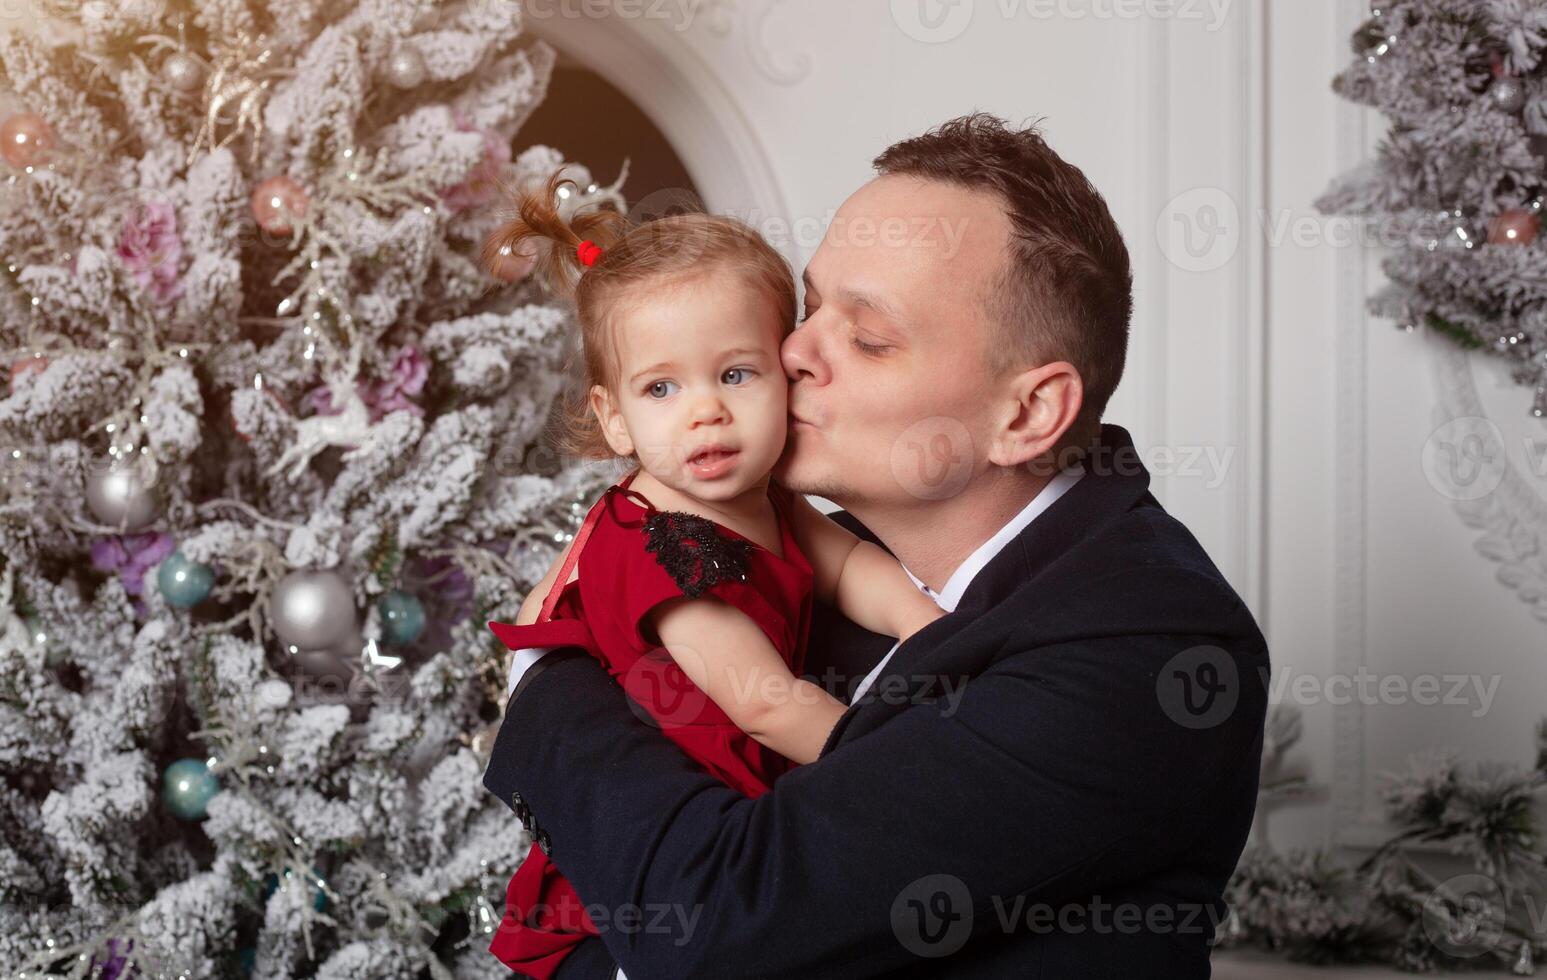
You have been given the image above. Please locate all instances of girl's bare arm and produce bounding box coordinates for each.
[650,596,847,765]
[786,490,943,640]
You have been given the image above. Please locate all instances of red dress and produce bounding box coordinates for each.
[484,468,815,977]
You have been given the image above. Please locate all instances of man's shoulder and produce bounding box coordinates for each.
[1014,497,1262,648]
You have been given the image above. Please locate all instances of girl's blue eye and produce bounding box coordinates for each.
[647,380,679,399]
[723,367,754,385]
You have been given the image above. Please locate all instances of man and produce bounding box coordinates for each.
[485,113,1268,978]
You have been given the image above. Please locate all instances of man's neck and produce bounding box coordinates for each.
[848,467,1054,594]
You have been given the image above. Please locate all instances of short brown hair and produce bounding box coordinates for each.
[874,113,1132,449]
[482,172,796,461]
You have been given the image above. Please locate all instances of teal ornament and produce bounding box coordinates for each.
[236,946,255,975]
[377,590,425,645]
[262,866,328,911]
[157,551,214,608]
[162,758,219,821]
[25,614,64,667]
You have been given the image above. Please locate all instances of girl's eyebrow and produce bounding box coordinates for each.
[629,348,767,384]
[630,360,676,384]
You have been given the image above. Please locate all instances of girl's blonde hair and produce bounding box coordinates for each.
[482,171,797,461]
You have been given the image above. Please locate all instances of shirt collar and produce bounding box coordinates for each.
[902,467,1084,612]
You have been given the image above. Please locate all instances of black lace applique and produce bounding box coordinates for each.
[641,510,752,599]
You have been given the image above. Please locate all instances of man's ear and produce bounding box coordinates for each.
[986,361,1084,469]
[589,384,634,457]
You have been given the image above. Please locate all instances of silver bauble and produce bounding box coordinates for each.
[161,52,204,93]
[85,460,161,530]
[1493,77,1527,114]
[270,568,356,651]
[385,47,426,89]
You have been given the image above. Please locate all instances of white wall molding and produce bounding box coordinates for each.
[1329,0,1377,847]
[1145,0,1269,612]
[522,7,790,224]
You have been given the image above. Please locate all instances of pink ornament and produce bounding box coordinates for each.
[303,345,429,423]
[9,356,47,386]
[116,201,185,303]
[488,238,538,282]
[0,112,55,169]
[440,109,512,212]
[251,175,310,236]
[1492,52,1509,79]
[1488,208,1540,246]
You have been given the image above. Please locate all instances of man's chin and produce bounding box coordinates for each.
[773,449,855,504]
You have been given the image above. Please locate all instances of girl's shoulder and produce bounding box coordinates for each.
[586,481,754,599]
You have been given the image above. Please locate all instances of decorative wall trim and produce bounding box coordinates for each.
[1144,0,1269,612]
[522,7,790,224]
[1330,0,1379,851]
[1430,345,1547,625]
[700,0,811,85]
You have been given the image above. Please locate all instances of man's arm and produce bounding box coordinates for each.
[483,567,1267,979]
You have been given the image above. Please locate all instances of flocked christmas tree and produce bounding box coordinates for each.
[0,1,631,976]
[1317,0,1547,417]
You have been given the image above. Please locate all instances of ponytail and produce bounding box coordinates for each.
[481,170,626,299]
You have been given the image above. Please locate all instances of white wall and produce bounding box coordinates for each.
[534,0,1547,855]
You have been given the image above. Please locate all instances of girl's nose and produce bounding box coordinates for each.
[689,392,730,426]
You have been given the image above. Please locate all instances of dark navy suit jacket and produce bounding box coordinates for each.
[483,425,1269,978]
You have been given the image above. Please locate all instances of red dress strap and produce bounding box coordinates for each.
[537,469,653,622]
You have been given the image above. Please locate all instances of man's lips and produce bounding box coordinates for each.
[789,412,816,428]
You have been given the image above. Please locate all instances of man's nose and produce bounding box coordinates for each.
[780,321,830,385]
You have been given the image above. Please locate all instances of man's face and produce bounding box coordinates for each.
[776,175,1012,509]
[595,273,790,504]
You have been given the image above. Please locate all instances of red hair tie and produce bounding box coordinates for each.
[576,240,602,267]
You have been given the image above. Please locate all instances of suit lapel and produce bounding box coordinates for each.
[822,426,1154,749]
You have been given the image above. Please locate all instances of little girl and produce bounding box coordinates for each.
[480,172,944,977]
